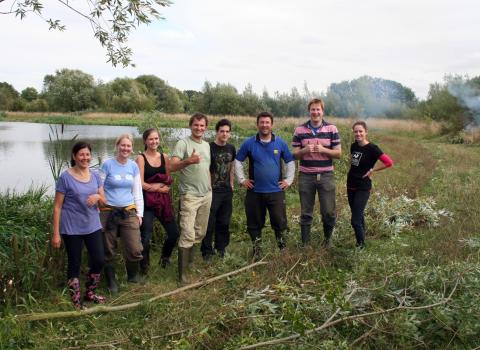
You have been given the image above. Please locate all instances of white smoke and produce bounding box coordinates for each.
[447,78,480,127]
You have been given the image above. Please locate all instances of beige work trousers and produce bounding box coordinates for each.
[178,192,212,248]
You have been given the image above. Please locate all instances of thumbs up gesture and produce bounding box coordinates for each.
[188,148,201,165]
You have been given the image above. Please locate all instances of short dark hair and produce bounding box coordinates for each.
[189,112,208,127]
[70,141,92,167]
[352,120,368,131]
[256,111,274,124]
[215,118,232,132]
[307,98,325,111]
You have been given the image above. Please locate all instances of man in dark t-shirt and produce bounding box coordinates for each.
[201,119,236,260]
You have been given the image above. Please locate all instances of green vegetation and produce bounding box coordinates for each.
[1,116,479,349]
[2,70,480,139]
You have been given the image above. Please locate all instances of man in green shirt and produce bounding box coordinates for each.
[171,113,212,285]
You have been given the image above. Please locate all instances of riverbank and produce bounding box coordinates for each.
[1,122,479,348]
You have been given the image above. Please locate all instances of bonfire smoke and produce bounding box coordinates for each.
[447,80,480,127]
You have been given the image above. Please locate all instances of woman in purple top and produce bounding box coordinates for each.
[52,141,106,309]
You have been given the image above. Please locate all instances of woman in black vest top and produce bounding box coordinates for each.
[136,128,179,273]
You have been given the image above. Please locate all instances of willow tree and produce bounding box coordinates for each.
[0,0,171,66]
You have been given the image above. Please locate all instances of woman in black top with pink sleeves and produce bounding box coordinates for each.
[136,128,179,274]
[347,121,394,249]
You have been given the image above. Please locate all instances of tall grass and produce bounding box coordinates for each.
[1,115,479,349]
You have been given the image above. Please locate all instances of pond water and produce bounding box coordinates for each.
[0,122,190,194]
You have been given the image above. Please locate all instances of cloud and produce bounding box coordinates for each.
[1,0,479,99]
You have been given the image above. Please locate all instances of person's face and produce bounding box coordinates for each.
[309,103,324,123]
[257,117,273,136]
[73,147,91,169]
[190,118,207,139]
[116,138,133,159]
[145,131,160,151]
[353,125,367,143]
[216,125,231,143]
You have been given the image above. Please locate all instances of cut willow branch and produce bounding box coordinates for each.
[238,278,460,350]
[17,260,268,322]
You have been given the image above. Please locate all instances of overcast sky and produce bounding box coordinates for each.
[1,0,479,99]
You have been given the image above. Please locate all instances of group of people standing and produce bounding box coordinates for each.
[51,97,393,309]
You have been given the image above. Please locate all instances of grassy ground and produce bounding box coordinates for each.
[1,115,479,349]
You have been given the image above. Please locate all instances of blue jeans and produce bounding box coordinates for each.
[298,172,336,238]
[347,189,370,245]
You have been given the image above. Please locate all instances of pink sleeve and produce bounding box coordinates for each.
[379,153,394,167]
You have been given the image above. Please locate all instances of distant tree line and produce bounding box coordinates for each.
[1,69,479,131]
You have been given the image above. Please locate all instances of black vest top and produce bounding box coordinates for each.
[142,153,166,181]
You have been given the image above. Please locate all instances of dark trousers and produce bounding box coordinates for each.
[141,207,179,264]
[201,191,233,256]
[245,191,287,242]
[62,229,105,279]
[347,189,370,245]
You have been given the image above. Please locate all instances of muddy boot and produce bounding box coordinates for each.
[84,273,106,304]
[252,239,263,262]
[188,246,195,269]
[126,261,144,284]
[178,247,191,286]
[300,225,311,246]
[104,265,119,294]
[67,277,83,310]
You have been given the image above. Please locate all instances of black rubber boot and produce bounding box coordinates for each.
[139,248,150,275]
[104,265,119,294]
[275,231,286,250]
[321,227,333,249]
[300,225,311,246]
[125,261,144,283]
[178,247,191,286]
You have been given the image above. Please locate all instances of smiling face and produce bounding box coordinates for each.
[190,118,207,141]
[72,147,92,169]
[309,102,324,126]
[144,130,160,151]
[116,137,133,160]
[353,124,368,144]
[257,116,273,137]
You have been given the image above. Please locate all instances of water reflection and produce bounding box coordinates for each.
[0,122,142,194]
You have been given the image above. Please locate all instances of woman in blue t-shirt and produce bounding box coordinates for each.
[100,134,144,294]
[347,121,394,249]
[52,141,106,309]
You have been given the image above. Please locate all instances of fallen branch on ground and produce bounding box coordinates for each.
[16,260,268,322]
[238,278,460,350]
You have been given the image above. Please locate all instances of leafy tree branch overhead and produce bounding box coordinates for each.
[0,0,171,67]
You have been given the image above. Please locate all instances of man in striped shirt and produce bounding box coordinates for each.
[292,98,341,247]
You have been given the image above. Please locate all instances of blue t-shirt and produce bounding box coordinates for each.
[55,170,103,235]
[236,134,294,193]
[101,158,140,207]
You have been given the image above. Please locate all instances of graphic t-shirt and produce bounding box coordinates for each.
[347,142,383,191]
[55,170,103,235]
[101,158,140,207]
[210,142,236,193]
